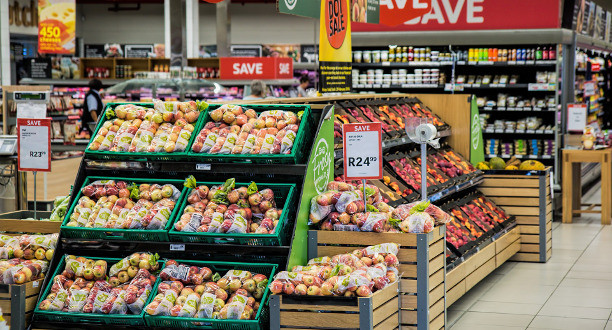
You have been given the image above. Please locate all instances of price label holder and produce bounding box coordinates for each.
[343,123,383,180]
[18,118,51,219]
[170,244,185,251]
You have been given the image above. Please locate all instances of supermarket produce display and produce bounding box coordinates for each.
[30,99,330,329]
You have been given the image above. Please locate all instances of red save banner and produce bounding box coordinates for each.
[219,57,293,80]
[380,0,432,26]
[354,0,560,32]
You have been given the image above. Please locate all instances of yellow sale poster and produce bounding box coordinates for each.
[38,0,75,54]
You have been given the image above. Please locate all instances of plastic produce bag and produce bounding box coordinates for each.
[66,288,89,312]
[196,292,215,319]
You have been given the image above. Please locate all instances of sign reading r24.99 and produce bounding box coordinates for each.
[343,123,382,180]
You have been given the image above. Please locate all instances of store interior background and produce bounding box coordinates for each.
[5,0,612,329]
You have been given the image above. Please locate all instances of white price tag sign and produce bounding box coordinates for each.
[17,118,51,172]
[343,123,382,180]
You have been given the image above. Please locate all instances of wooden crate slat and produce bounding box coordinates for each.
[371,281,399,308]
[279,301,359,312]
[401,294,417,309]
[280,311,359,328]
[503,206,540,216]
[429,254,444,276]
[398,249,417,263]
[373,312,399,330]
[511,253,543,262]
[25,280,42,296]
[446,279,466,306]
[465,258,496,291]
[496,239,521,267]
[520,235,540,244]
[479,187,539,197]
[0,219,61,234]
[401,309,417,325]
[314,246,358,258]
[463,242,496,274]
[400,279,416,293]
[515,216,540,225]
[372,297,399,325]
[313,230,417,246]
[429,282,444,306]
[495,228,520,253]
[429,239,444,261]
[488,197,540,206]
[399,264,417,278]
[481,178,540,187]
[520,221,553,234]
[430,311,445,330]
[429,269,444,293]
[520,243,542,253]
[429,297,444,322]
[446,263,465,288]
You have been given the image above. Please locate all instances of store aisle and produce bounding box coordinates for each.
[448,183,612,330]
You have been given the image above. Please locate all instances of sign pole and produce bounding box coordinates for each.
[362,179,367,210]
[343,122,383,189]
[33,171,37,219]
[421,143,427,200]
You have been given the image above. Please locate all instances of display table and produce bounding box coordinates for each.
[562,148,612,224]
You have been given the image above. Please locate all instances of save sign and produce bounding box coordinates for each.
[17,118,51,172]
[379,0,432,26]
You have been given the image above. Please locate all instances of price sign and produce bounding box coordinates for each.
[343,123,382,180]
[17,119,51,172]
[567,104,587,133]
[584,81,597,97]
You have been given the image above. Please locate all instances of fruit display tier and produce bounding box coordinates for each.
[30,102,333,330]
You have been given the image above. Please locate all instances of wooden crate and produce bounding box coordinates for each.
[308,226,446,330]
[481,168,552,262]
[269,281,399,330]
[0,279,43,329]
[0,217,61,236]
[446,227,520,306]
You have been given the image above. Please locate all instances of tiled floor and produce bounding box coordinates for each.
[449,182,612,330]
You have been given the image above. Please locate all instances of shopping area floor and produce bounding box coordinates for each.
[448,182,612,330]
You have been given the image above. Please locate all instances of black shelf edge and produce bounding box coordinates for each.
[485,154,554,160]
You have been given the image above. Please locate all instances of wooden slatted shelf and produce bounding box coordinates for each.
[269,281,399,330]
[481,168,552,262]
[307,226,446,330]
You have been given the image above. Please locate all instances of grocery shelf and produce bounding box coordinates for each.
[486,154,554,160]
[353,83,442,89]
[479,106,557,112]
[455,60,557,66]
[19,78,125,86]
[352,61,454,68]
[482,128,555,135]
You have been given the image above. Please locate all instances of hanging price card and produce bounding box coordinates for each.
[343,123,382,180]
[17,119,51,172]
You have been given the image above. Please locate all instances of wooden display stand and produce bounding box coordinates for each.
[446,227,520,306]
[26,156,81,207]
[0,279,43,330]
[269,281,399,330]
[480,168,552,262]
[0,218,60,235]
[307,227,446,330]
[562,148,612,224]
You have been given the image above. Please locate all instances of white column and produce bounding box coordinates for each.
[0,0,11,84]
[164,0,171,59]
[186,0,199,58]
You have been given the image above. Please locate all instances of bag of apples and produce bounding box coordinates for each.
[269,243,400,298]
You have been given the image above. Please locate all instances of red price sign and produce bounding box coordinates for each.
[219,57,293,80]
[17,119,51,172]
[343,123,382,180]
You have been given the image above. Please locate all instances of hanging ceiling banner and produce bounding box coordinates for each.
[38,0,75,54]
[353,0,561,31]
[277,0,381,24]
[319,0,352,93]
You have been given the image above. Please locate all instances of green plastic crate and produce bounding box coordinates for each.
[60,176,188,241]
[188,104,312,164]
[144,260,277,330]
[85,102,205,161]
[33,255,164,326]
[168,182,296,246]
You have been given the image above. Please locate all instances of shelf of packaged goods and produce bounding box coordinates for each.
[486,154,554,160]
[455,60,557,66]
[352,83,442,89]
[352,61,454,68]
[452,83,555,91]
[482,128,555,135]
[479,106,557,112]
[19,78,125,86]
